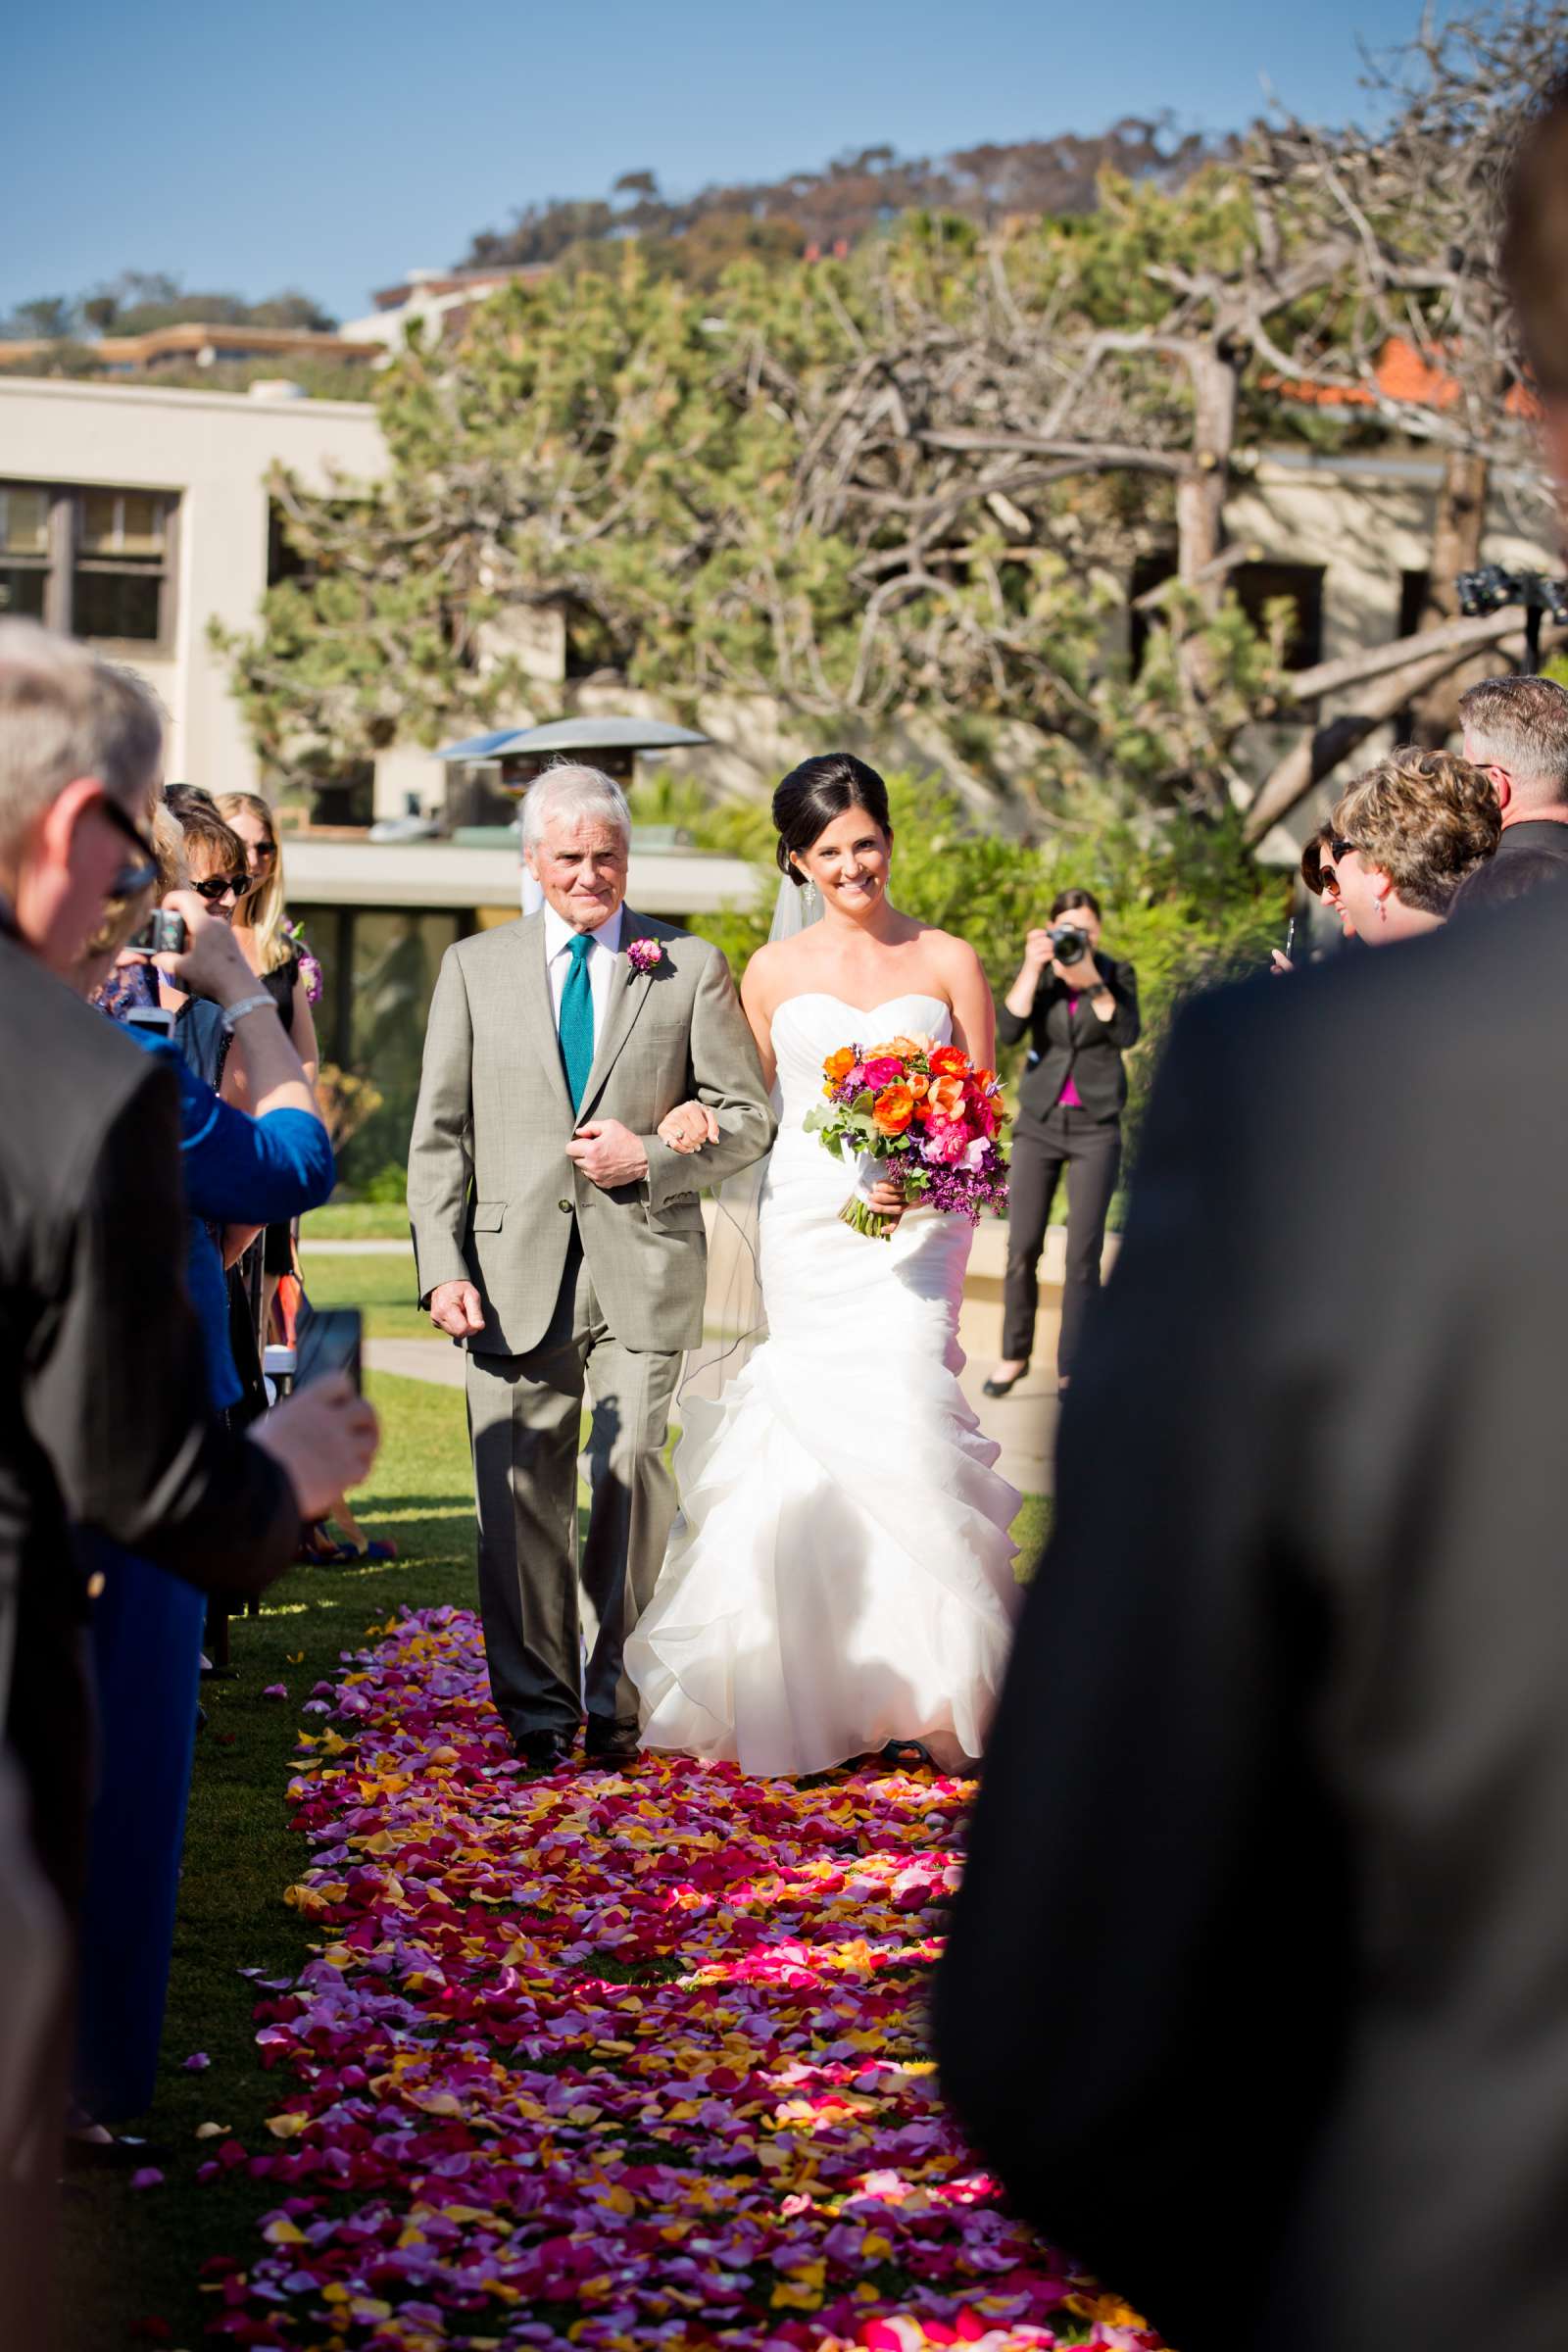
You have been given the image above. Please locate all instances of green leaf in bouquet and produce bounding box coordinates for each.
[851,1089,875,1114]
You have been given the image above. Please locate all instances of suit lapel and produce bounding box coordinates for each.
[513,912,574,1121]
[578,907,656,1121]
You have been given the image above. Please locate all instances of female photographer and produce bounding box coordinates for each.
[985,889,1140,1400]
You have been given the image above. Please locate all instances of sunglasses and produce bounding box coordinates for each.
[95,791,159,900]
[1328,837,1361,861]
[191,871,250,903]
[247,838,277,862]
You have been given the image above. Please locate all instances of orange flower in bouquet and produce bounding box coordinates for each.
[870,1085,915,1136]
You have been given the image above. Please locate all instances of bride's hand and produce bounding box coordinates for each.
[659,1100,720,1154]
[867,1173,906,1223]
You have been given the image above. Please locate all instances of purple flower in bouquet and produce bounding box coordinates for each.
[626,937,665,976]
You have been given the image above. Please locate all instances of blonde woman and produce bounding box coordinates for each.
[216,792,320,1080]
[1328,749,1500,944]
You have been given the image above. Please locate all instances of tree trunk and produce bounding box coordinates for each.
[1175,342,1240,602]
[1406,446,1491,746]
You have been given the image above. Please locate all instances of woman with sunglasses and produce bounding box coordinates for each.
[153,800,256,1091]
[1272,827,1360,974]
[216,793,319,1081]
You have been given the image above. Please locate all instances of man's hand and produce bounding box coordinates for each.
[566,1119,650,1190]
[251,1372,379,1519]
[428,1279,485,1338]
[658,1101,720,1155]
[153,892,265,1009]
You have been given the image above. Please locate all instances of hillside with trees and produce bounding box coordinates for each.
[460,121,1221,285]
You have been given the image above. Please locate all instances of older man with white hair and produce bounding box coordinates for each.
[1458,673,1568,864]
[408,761,774,1773]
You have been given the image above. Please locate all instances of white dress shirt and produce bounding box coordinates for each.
[542,902,623,1052]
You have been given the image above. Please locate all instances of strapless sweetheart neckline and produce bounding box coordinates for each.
[770,989,952,1028]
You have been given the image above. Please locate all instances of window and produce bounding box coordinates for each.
[0,484,50,622]
[1231,561,1325,672]
[1398,569,1431,640]
[0,480,176,645]
[1127,549,1178,674]
[74,488,172,642]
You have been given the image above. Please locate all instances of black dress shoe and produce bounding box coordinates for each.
[511,1730,574,1775]
[584,1718,641,1766]
[981,1361,1030,1397]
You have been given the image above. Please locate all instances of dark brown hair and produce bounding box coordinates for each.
[1300,825,1335,897]
[1050,887,1102,921]
[773,754,892,883]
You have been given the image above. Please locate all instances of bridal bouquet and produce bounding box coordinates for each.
[805,1033,1009,1240]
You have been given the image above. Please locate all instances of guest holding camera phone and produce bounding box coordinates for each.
[985,890,1140,1400]
[74,816,343,2141]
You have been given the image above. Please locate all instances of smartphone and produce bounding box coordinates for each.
[123,1004,175,1039]
[293,1305,363,1395]
[1284,916,1298,963]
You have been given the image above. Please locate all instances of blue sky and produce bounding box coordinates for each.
[9,0,1435,323]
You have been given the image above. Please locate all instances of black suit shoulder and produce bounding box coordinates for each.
[0,935,160,1220]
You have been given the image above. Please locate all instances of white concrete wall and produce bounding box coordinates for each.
[0,376,385,800]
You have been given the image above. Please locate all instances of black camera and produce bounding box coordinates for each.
[130,908,187,956]
[1049,922,1092,964]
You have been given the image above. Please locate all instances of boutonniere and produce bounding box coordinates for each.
[626,937,665,976]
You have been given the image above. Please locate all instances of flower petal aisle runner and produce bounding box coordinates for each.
[206,1607,1163,2352]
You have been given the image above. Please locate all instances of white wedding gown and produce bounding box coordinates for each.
[626,993,1023,1777]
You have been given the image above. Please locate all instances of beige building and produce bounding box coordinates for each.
[0,372,396,804]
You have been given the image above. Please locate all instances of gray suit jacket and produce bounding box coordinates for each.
[407,906,775,1356]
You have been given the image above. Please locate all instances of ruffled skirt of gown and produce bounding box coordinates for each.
[626,1118,1022,1777]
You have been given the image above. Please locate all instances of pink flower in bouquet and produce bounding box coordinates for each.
[860,1054,906,1088]
[921,1119,970,1165]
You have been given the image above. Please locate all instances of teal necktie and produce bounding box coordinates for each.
[558,931,595,1112]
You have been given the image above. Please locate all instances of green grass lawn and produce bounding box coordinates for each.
[62,1360,1049,2345]
[300,1246,426,1340]
[301,1200,410,1241]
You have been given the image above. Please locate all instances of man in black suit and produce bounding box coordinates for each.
[1459,674,1568,863]
[938,889,1568,2351]
[0,621,377,2329]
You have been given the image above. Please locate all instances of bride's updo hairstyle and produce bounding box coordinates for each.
[773,754,893,884]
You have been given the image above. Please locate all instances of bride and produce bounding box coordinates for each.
[625,754,1022,1777]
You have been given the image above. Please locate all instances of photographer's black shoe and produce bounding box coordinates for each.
[982,1360,1030,1397]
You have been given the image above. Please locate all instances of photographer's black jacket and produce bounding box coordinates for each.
[997,952,1140,1125]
